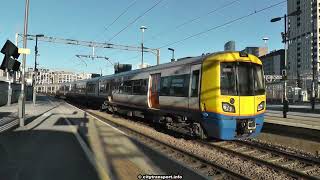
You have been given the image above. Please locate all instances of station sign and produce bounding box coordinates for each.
[18,48,30,55]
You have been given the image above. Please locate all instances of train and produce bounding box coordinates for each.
[49,51,266,140]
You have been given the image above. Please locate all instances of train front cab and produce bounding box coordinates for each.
[200,52,266,140]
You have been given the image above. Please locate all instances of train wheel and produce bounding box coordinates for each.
[99,105,104,112]
[193,123,207,140]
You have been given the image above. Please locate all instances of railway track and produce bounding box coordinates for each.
[198,140,320,179]
[85,109,249,180]
[69,101,320,179]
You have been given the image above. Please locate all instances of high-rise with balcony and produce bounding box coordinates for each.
[287,0,319,90]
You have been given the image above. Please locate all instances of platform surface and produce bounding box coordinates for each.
[265,110,320,130]
[0,96,164,180]
[0,96,204,180]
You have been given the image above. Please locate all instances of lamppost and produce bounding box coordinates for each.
[140,26,147,68]
[311,55,320,110]
[168,48,175,62]
[262,37,269,49]
[271,9,301,118]
[33,34,44,105]
[18,0,30,127]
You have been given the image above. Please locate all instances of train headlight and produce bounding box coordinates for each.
[222,102,235,113]
[257,101,265,112]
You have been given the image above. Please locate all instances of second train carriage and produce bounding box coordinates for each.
[56,51,266,140]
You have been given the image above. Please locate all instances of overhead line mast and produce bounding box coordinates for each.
[17,34,160,65]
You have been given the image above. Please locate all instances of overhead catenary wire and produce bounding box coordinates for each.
[157,0,286,49]
[72,0,139,69]
[107,0,165,42]
[124,0,285,63]
[112,0,241,63]
[101,0,165,65]
[103,0,138,33]
[146,0,240,43]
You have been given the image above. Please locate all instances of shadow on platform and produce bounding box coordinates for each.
[0,107,102,180]
[0,129,99,180]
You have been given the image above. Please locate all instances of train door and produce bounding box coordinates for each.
[189,64,201,111]
[237,62,255,116]
[148,73,161,109]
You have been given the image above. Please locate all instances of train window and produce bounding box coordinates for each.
[124,81,132,94]
[220,63,237,95]
[112,81,118,92]
[160,75,189,97]
[253,64,265,95]
[160,76,171,96]
[99,82,106,94]
[132,80,140,94]
[238,63,254,96]
[133,80,147,95]
[171,74,189,97]
[141,79,148,95]
[191,70,200,97]
[119,82,124,94]
[87,83,96,93]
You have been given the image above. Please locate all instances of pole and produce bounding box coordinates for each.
[14,33,18,83]
[172,49,175,60]
[311,19,316,111]
[141,32,144,67]
[140,26,147,68]
[141,42,144,67]
[18,0,30,127]
[33,36,38,105]
[283,14,289,118]
[7,68,12,106]
[156,49,160,65]
[312,58,316,111]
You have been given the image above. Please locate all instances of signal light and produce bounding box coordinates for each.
[12,60,21,71]
[1,40,20,59]
[0,40,20,71]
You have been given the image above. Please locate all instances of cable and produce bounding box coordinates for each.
[146,0,240,43]
[100,0,165,64]
[73,0,138,68]
[109,0,239,63]
[103,0,138,33]
[107,0,165,42]
[110,0,239,64]
[158,0,286,49]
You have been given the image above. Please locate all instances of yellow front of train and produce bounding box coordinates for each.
[200,51,266,140]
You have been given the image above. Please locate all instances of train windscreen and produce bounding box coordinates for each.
[220,62,265,96]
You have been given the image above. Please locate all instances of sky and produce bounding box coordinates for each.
[0,0,286,75]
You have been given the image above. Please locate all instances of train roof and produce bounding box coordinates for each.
[99,54,205,81]
[206,51,263,64]
[66,51,262,85]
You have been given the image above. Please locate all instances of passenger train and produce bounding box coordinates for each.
[53,51,266,140]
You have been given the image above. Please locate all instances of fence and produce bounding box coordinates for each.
[0,81,33,106]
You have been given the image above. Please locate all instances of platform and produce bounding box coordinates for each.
[267,103,320,114]
[265,110,320,130]
[0,96,205,180]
